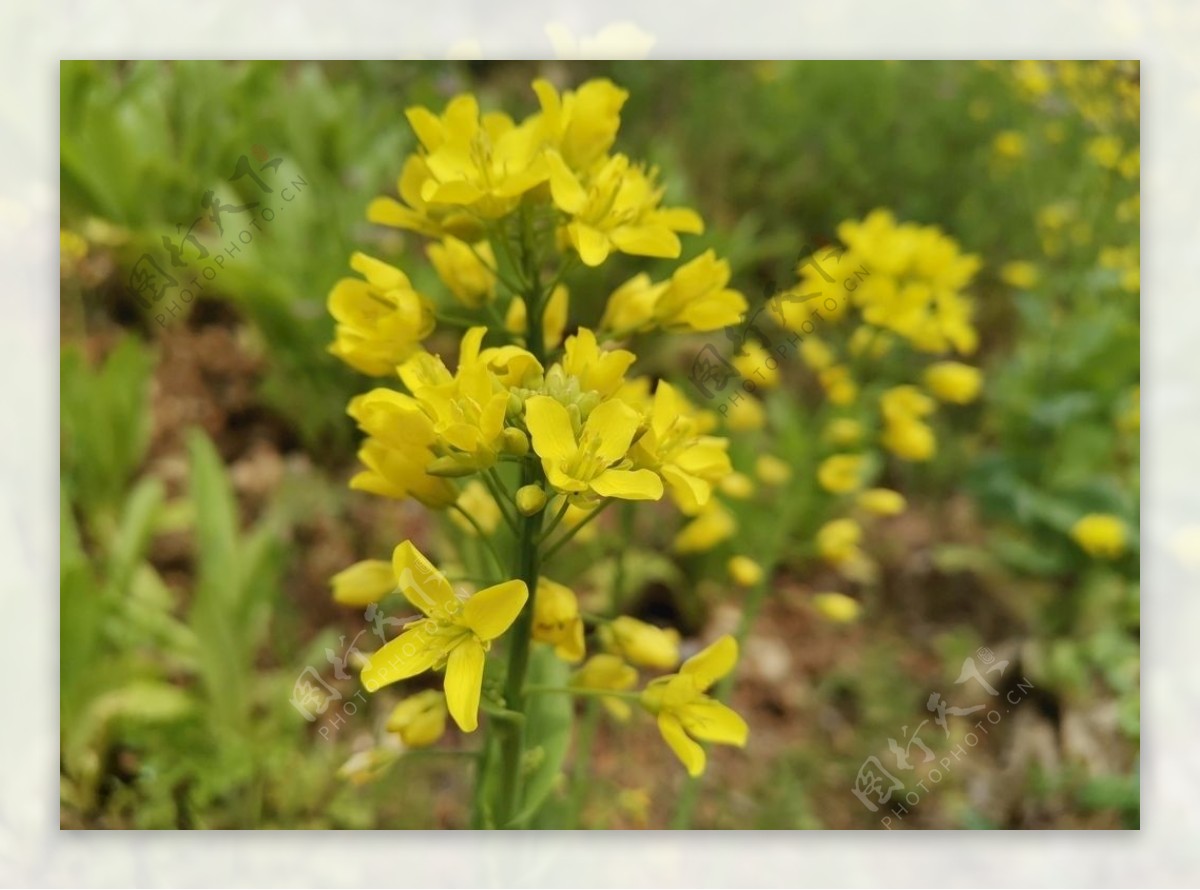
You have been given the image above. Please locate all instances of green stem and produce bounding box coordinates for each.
[543,498,613,562]
[480,469,519,534]
[493,222,548,829]
[536,497,572,545]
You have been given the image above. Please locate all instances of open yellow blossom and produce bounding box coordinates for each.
[816,518,863,565]
[600,616,680,670]
[547,151,703,267]
[1071,513,1127,559]
[817,453,867,494]
[427,236,495,307]
[386,690,447,748]
[561,327,636,398]
[532,77,628,171]
[572,654,638,721]
[328,252,435,376]
[346,389,458,507]
[812,592,862,623]
[331,559,395,607]
[399,328,533,473]
[533,577,586,663]
[632,380,732,514]
[857,488,907,517]
[728,555,764,588]
[640,636,748,777]
[361,542,528,733]
[674,499,737,553]
[652,250,748,332]
[525,395,663,502]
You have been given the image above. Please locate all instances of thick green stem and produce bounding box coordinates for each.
[493,226,548,828]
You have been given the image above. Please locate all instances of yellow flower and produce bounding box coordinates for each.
[881,385,936,421]
[572,654,638,721]
[881,415,937,462]
[331,559,395,607]
[728,555,764,588]
[817,453,867,494]
[449,481,502,536]
[824,418,864,448]
[755,454,792,486]
[600,616,680,670]
[1071,513,1127,559]
[632,381,732,514]
[547,152,703,267]
[652,251,748,332]
[525,395,663,502]
[816,518,862,565]
[924,361,983,404]
[561,327,635,398]
[542,284,570,351]
[857,488,907,517]
[640,636,748,777]
[533,577,586,663]
[386,690,447,748]
[427,236,495,307]
[812,592,862,623]
[733,340,779,387]
[819,365,859,405]
[598,272,665,334]
[993,130,1027,160]
[328,253,435,376]
[346,389,458,507]
[718,471,755,500]
[674,499,736,553]
[361,542,528,733]
[532,77,628,171]
[1000,260,1039,290]
[1087,135,1123,169]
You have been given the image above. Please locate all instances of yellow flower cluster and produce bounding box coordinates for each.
[326,78,750,780]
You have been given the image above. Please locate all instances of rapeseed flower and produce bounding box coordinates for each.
[386,690,448,748]
[640,636,748,776]
[1071,513,1127,559]
[361,542,528,733]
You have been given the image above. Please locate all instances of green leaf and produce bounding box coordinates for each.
[516,647,573,827]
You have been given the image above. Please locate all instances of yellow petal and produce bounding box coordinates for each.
[330,559,396,607]
[609,225,682,259]
[658,712,706,777]
[393,541,461,623]
[681,635,738,691]
[591,468,664,500]
[444,638,486,732]
[678,699,748,747]
[360,622,442,692]
[585,397,641,464]
[525,396,578,464]
[462,579,529,641]
[545,150,588,214]
[660,465,710,513]
[570,222,611,267]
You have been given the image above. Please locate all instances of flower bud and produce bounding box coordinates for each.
[811,591,862,623]
[386,690,447,748]
[502,427,530,456]
[516,484,547,516]
[330,559,395,607]
[426,455,477,477]
[728,555,764,587]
